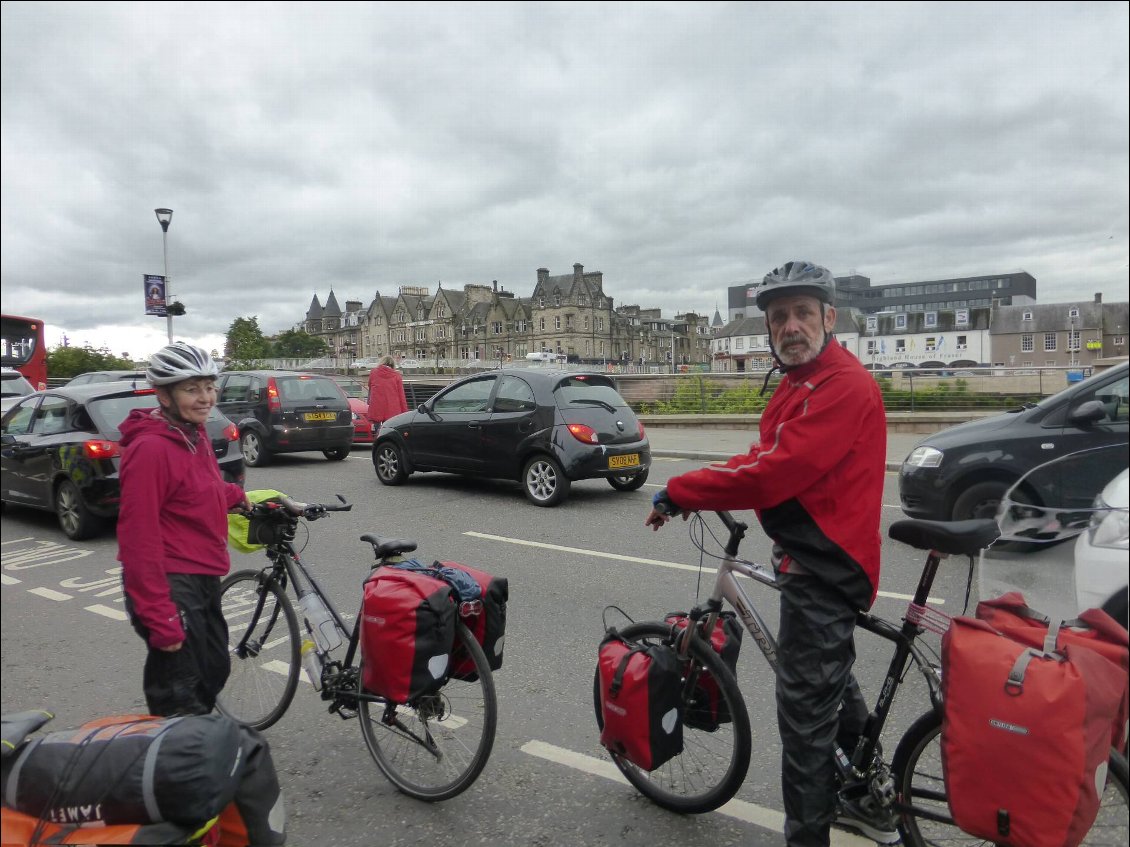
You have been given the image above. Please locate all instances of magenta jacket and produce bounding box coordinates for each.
[367,365,409,423]
[116,408,245,648]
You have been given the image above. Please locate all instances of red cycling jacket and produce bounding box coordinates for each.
[117,409,246,648]
[666,341,886,608]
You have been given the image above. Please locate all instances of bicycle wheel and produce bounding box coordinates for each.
[893,709,1130,846]
[592,620,752,814]
[215,569,301,731]
[359,621,497,801]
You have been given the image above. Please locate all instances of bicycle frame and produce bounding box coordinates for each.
[685,511,954,784]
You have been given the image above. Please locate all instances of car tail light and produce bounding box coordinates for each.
[223,423,239,442]
[638,421,646,439]
[568,423,599,444]
[267,377,282,413]
[84,440,120,459]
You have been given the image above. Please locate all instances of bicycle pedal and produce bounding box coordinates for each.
[329,704,357,720]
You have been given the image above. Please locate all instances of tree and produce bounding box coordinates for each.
[224,316,271,367]
[46,345,136,380]
[271,328,329,358]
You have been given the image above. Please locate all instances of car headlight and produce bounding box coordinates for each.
[352,412,361,421]
[1087,502,1130,550]
[904,446,944,468]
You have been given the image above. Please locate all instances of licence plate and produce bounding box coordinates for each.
[304,411,337,422]
[609,453,640,470]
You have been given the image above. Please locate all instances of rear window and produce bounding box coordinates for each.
[86,394,226,438]
[553,375,627,409]
[276,376,344,403]
[1,372,35,398]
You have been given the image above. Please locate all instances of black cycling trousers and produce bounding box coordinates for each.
[127,573,230,717]
[776,571,868,847]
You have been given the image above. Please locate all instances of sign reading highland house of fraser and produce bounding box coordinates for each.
[144,274,167,317]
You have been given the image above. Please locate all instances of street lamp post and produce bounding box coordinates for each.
[155,208,174,343]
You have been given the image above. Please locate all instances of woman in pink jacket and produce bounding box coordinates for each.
[118,342,249,716]
[366,355,408,425]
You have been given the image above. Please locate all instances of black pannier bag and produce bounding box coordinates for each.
[664,611,742,731]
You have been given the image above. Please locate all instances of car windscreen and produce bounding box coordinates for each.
[277,376,345,403]
[335,379,366,399]
[552,375,627,410]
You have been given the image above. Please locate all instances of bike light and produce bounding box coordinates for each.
[83,439,120,459]
[568,423,599,444]
[904,446,943,468]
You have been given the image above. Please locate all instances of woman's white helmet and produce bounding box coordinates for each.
[146,342,219,386]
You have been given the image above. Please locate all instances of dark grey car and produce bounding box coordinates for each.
[371,368,650,506]
[899,361,1129,521]
[215,370,353,467]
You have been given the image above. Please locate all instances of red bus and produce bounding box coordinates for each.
[1,314,48,390]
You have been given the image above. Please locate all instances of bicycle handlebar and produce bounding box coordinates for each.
[247,493,353,521]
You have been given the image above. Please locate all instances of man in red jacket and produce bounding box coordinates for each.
[118,342,249,717]
[646,261,893,846]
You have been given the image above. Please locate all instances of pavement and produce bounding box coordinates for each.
[645,424,926,471]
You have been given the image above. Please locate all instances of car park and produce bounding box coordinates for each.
[1,382,244,539]
[331,374,375,447]
[899,361,1129,521]
[215,370,353,466]
[371,368,650,506]
[64,370,147,386]
[1,368,36,414]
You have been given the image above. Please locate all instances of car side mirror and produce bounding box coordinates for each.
[1,434,15,446]
[1067,399,1107,426]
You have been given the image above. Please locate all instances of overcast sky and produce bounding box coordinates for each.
[2,1,1127,359]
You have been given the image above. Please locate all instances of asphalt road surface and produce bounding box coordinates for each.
[1,449,1034,847]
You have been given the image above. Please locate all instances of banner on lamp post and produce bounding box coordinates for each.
[144,274,167,316]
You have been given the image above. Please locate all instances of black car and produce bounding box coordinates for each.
[1,382,245,539]
[899,361,1129,521]
[372,368,651,506]
[215,370,353,467]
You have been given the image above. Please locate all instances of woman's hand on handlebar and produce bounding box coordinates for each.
[645,489,688,531]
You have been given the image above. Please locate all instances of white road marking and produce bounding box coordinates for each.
[263,659,293,676]
[464,531,942,604]
[29,587,72,601]
[86,604,129,620]
[519,740,869,845]
[1,574,20,585]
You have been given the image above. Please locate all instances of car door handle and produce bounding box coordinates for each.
[467,421,481,429]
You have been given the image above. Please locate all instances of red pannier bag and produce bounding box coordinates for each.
[361,567,455,703]
[597,633,683,771]
[664,611,742,731]
[975,592,1130,751]
[435,560,508,680]
[941,603,1126,847]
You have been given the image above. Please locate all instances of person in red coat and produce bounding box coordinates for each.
[646,261,893,847]
[367,355,408,425]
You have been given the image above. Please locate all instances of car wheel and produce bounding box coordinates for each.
[323,447,349,461]
[522,455,570,507]
[55,479,102,540]
[373,441,408,485]
[241,430,269,467]
[950,480,1010,521]
[1101,587,1129,631]
[608,467,650,491]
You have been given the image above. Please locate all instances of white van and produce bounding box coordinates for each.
[525,351,566,365]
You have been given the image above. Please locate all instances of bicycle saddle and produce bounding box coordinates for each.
[360,534,418,558]
[889,519,1000,556]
